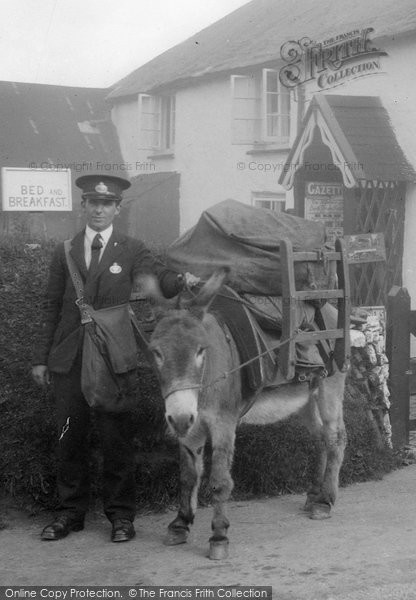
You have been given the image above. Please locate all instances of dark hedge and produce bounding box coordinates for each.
[0,235,400,513]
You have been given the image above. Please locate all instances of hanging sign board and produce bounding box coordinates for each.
[304,181,344,243]
[1,167,72,211]
[344,233,386,263]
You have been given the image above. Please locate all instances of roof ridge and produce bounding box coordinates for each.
[106,0,416,100]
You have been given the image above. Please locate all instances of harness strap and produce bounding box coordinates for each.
[63,239,93,325]
[128,306,155,363]
[184,324,301,394]
[163,384,203,402]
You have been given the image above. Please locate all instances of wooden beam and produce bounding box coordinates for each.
[280,239,297,380]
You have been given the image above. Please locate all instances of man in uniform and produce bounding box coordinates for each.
[32,174,196,542]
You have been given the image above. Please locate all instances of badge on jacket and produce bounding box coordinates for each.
[110,262,122,274]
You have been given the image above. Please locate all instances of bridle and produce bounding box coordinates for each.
[162,354,208,402]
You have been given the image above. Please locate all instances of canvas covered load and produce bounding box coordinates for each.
[166,199,329,295]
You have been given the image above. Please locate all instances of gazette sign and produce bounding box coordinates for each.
[304,181,344,244]
[1,167,72,211]
[279,28,387,90]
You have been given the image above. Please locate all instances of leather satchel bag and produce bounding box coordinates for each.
[63,240,139,413]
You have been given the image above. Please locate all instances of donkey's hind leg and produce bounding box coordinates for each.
[165,437,205,545]
[300,371,347,520]
[208,422,236,559]
[316,371,347,515]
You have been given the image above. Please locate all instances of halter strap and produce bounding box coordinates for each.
[163,384,202,402]
[162,354,208,402]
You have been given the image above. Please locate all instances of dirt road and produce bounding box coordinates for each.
[1,464,416,599]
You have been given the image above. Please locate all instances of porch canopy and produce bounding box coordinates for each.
[278,95,416,189]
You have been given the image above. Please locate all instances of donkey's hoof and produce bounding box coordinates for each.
[164,529,189,546]
[310,503,331,520]
[303,498,313,512]
[209,539,229,560]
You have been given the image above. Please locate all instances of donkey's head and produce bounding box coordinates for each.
[139,269,228,438]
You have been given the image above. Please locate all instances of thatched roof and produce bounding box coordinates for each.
[107,0,416,100]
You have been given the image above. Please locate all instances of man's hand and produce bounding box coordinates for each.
[32,365,50,387]
[183,272,200,288]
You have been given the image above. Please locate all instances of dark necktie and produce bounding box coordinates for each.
[88,233,103,279]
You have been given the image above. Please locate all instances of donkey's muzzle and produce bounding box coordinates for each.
[167,413,195,437]
[165,390,198,438]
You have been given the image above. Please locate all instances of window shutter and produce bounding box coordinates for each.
[160,96,175,150]
[231,75,261,144]
[138,94,161,150]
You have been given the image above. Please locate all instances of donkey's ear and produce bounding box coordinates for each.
[184,267,229,312]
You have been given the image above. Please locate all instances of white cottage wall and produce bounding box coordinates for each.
[111,75,295,232]
[110,99,143,170]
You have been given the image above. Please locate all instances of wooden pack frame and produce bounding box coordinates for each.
[279,238,351,380]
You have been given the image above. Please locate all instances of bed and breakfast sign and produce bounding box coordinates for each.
[1,167,72,211]
[304,181,344,244]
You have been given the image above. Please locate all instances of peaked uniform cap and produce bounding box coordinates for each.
[75,174,131,202]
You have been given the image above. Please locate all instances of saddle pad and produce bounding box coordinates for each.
[210,286,277,391]
[242,294,316,331]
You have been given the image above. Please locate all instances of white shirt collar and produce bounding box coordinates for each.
[85,224,113,247]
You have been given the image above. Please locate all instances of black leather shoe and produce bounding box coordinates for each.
[41,515,84,541]
[111,518,135,542]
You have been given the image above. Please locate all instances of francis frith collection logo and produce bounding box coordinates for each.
[279,27,387,90]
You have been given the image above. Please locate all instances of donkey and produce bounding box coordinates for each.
[142,269,347,560]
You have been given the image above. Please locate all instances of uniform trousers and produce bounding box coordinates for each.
[52,352,136,522]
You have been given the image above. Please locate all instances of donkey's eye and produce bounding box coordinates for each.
[195,347,206,367]
[151,347,164,364]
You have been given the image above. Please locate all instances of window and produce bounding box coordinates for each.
[231,69,290,145]
[263,69,290,141]
[252,192,286,212]
[231,75,261,144]
[138,94,160,150]
[138,93,175,152]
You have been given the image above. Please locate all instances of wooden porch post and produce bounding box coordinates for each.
[386,285,410,448]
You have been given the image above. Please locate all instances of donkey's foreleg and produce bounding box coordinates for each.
[165,439,205,545]
[208,424,236,559]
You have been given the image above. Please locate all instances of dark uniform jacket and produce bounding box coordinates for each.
[33,228,181,371]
